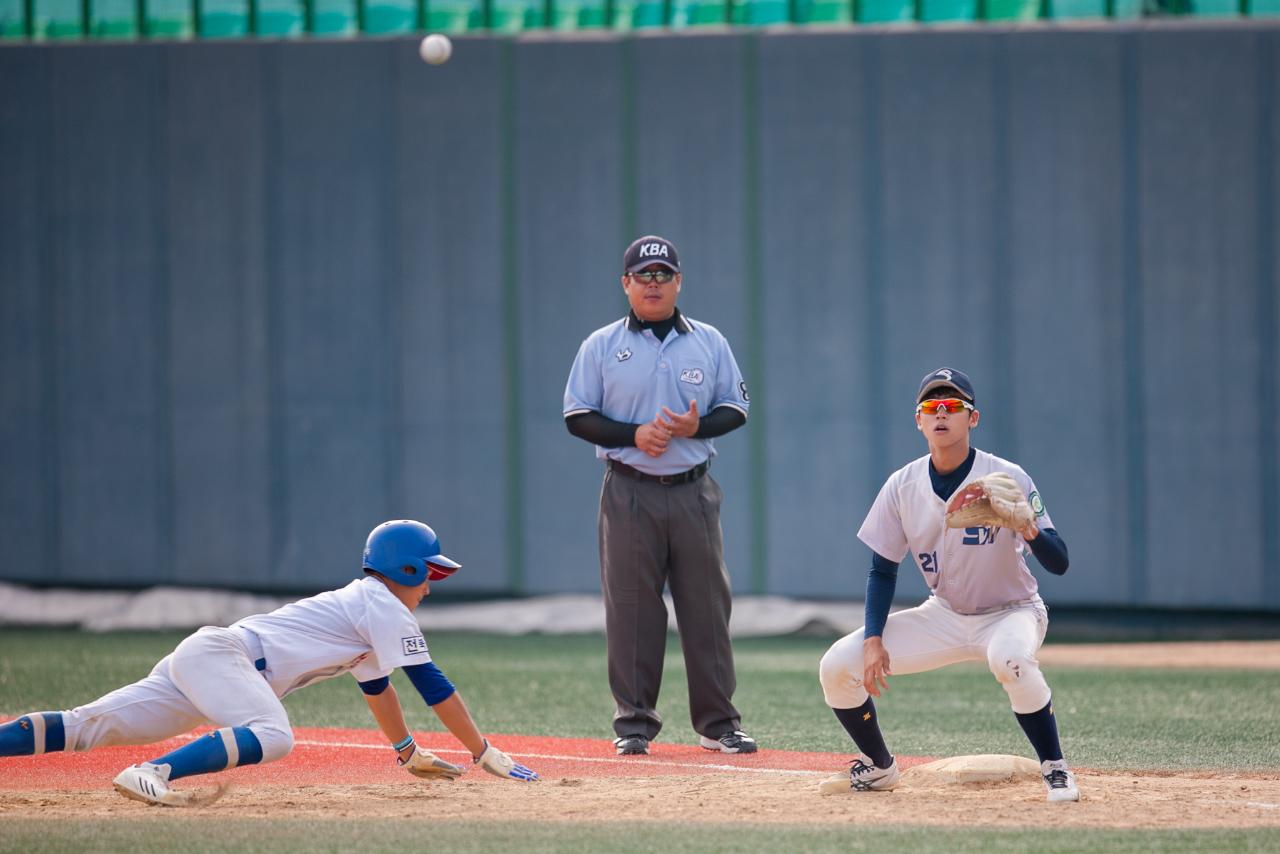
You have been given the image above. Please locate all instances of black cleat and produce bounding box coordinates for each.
[699,730,758,754]
[613,734,650,755]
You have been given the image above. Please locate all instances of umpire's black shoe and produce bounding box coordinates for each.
[614,734,650,755]
[699,730,758,754]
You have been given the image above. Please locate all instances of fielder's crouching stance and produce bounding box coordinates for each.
[818,368,1079,803]
[0,520,539,805]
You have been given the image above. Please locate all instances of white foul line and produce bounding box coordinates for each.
[293,739,826,777]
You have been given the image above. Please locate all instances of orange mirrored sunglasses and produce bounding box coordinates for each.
[915,398,975,415]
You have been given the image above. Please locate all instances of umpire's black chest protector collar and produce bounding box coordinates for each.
[625,308,693,335]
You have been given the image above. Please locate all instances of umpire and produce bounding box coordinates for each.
[563,235,756,757]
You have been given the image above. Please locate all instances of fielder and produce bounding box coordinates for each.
[818,368,1079,802]
[0,520,539,805]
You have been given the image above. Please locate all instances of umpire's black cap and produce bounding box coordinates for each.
[917,367,976,404]
[624,235,680,273]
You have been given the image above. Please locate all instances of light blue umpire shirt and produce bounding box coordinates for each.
[563,309,750,476]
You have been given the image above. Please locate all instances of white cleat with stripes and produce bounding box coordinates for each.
[113,763,229,807]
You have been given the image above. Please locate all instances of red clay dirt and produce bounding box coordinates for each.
[3,726,1280,830]
[0,726,877,790]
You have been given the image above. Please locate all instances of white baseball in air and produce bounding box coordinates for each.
[419,34,452,66]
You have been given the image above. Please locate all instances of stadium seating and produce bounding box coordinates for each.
[0,0,24,36]
[311,0,358,33]
[490,0,547,30]
[199,0,250,35]
[32,0,84,37]
[87,0,137,36]
[254,0,306,34]
[1179,0,1240,13]
[611,0,666,27]
[552,0,608,28]
[5,0,1277,40]
[145,0,195,35]
[918,0,977,19]
[855,0,914,21]
[793,0,853,22]
[731,0,791,24]
[426,0,484,30]
[670,0,727,26]
[363,0,419,30]
[983,0,1041,18]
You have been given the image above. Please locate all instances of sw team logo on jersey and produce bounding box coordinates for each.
[679,368,704,385]
[402,636,428,656]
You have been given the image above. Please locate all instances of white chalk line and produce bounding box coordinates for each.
[293,739,827,777]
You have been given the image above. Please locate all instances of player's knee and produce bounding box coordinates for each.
[819,637,866,706]
[987,650,1037,686]
[251,725,294,764]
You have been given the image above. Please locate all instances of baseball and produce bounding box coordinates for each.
[419,34,452,66]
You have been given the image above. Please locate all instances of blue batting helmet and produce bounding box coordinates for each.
[362,520,461,587]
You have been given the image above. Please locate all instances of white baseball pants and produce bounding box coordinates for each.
[58,626,294,762]
[819,595,1052,714]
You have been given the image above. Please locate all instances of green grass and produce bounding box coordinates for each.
[3,629,1280,852]
[3,629,1279,770]
[1,820,1278,854]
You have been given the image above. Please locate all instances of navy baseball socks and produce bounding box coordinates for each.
[1014,699,1064,763]
[0,713,65,755]
[143,727,265,780]
[832,698,893,770]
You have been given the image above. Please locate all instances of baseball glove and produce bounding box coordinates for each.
[398,745,464,780]
[945,472,1034,532]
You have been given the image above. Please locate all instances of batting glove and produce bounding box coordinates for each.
[474,739,540,782]
[398,744,465,780]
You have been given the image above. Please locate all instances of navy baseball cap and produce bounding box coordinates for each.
[624,235,680,273]
[916,367,976,404]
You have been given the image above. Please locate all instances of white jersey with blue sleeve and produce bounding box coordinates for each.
[563,311,749,476]
[232,576,431,697]
[856,449,1054,614]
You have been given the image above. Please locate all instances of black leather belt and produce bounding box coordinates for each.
[608,458,709,485]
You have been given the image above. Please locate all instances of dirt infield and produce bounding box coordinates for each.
[2,727,1279,829]
[1038,640,1280,670]
[4,641,1278,829]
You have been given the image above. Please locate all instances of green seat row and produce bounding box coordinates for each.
[2,0,1276,39]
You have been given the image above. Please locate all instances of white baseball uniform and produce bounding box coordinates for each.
[820,449,1056,714]
[57,577,430,761]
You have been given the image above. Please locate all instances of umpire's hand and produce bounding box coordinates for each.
[636,420,672,457]
[660,399,700,438]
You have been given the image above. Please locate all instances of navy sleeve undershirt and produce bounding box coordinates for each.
[565,411,637,448]
[1027,527,1069,575]
[863,552,899,639]
[693,406,746,439]
[565,406,746,447]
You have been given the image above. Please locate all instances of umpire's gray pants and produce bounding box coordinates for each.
[599,466,741,741]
